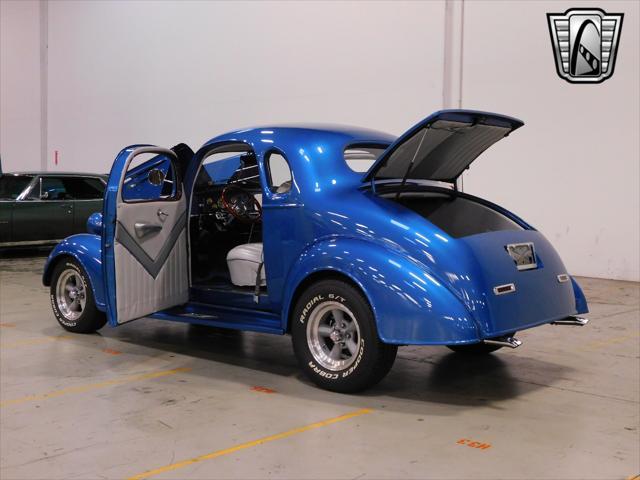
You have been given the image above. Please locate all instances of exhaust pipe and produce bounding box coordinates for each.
[483,336,522,349]
[551,316,589,326]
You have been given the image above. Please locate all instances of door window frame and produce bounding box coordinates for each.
[120,149,181,204]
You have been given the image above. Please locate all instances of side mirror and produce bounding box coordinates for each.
[86,212,103,235]
[148,168,165,186]
[40,191,49,200]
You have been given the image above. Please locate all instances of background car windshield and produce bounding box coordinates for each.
[0,175,33,199]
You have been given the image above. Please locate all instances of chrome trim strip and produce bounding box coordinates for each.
[493,283,516,295]
[557,273,570,283]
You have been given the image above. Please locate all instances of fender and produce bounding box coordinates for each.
[571,276,589,314]
[42,234,106,311]
[282,237,481,345]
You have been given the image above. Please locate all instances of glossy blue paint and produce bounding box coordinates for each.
[43,111,589,345]
[86,212,103,236]
[42,233,106,311]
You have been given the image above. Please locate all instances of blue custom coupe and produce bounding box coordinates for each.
[43,110,589,392]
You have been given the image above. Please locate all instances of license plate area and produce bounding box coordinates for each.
[506,242,537,271]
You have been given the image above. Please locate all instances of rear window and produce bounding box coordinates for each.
[344,146,387,173]
[0,175,33,199]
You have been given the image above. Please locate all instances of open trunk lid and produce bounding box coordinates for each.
[363,110,524,184]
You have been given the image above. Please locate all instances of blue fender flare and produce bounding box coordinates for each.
[281,237,480,345]
[571,276,589,314]
[42,234,106,311]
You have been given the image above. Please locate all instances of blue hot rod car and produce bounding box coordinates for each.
[43,110,589,392]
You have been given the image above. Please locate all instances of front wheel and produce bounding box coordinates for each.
[291,280,397,393]
[50,259,106,333]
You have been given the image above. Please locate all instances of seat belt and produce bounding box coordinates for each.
[253,250,265,303]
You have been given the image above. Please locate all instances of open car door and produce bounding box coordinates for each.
[103,145,189,325]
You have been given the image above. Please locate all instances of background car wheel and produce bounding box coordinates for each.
[291,279,397,393]
[50,259,106,333]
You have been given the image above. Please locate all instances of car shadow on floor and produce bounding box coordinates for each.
[80,320,574,413]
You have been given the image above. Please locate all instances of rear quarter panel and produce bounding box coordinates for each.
[283,237,480,345]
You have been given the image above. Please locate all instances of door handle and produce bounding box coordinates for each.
[134,222,163,239]
[157,209,169,221]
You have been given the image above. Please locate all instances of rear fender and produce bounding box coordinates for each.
[571,276,589,314]
[283,237,480,345]
[42,234,105,311]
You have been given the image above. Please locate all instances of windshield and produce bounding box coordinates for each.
[0,175,34,199]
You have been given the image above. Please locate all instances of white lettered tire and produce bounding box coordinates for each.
[291,279,397,393]
[50,259,106,334]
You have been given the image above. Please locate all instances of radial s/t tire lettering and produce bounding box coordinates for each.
[291,279,397,393]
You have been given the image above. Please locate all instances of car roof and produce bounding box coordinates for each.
[203,124,396,151]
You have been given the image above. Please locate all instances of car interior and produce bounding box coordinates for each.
[122,144,293,299]
[188,145,292,298]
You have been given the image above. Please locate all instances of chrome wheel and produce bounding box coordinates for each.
[55,269,86,322]
[306,301,361,371]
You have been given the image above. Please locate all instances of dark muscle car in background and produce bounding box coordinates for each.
[0,172,107,247]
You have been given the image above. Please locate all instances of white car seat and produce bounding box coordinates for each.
[226,243,266,287]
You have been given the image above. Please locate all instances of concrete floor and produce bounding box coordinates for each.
[0,250,638,480]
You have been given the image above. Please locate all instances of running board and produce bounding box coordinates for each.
[483,336,522,349]
[551,316,589,326]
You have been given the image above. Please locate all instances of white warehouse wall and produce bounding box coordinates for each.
[0,0,638,281]
[461,0,640,281]
[45,0,445,173]
[0,0,42,171]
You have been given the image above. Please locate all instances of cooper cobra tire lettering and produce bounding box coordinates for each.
[291,279,397,393]
[342,339,365,378]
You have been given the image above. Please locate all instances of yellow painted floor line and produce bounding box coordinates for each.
[127,408,373,480]
[579,331,640,352]
[0,367,190,408]
[0,335,72,349]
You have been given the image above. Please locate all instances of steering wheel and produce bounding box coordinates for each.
[220,185,262,224]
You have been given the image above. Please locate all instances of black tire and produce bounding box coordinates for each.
[291,279,397,393]
[50,258,106,334]
[446,343,503,354]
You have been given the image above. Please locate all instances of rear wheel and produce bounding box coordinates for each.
[50,259,106,333]
[291,279,397,393]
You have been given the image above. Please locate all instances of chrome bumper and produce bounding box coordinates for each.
[551,316,589,326]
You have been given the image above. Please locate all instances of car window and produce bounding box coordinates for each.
[344,146,387,173]
[63,177,105,200]
[0,175,33,199]
[26,177,68,200]
[265,152,292,193]
[122,153,179,202]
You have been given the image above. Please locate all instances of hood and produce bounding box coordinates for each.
[363,110,524,184]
